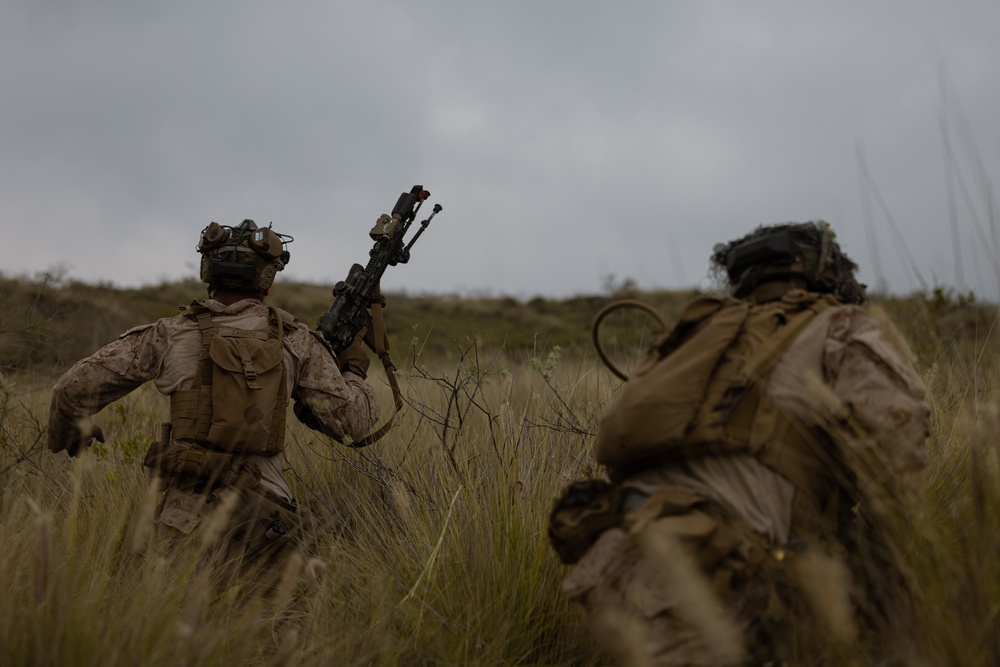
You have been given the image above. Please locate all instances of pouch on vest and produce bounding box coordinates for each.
[170,304,290,457]
[207,329,284,453]
[143,438,237,487]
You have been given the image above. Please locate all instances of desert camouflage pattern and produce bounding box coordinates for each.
[48,298,379,540]
[563,303,929,666]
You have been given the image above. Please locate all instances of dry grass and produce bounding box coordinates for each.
[0,345,611,666]
[1,281,999,665]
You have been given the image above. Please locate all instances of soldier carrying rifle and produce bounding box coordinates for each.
[48,187,440,575]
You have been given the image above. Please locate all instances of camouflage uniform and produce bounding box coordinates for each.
[48,297,379,559]
[553,223,929,665]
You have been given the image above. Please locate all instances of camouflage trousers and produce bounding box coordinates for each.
[561,487,788,667]
[154,478,317,583]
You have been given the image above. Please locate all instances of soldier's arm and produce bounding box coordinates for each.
[824,307,930,494]
[48,323,167,454]
[289,330,380,445]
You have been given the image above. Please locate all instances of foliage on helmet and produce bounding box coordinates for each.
[197,219,293,295]
[710,221,866,304]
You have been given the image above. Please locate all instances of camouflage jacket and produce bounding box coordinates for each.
[47,297,379,502]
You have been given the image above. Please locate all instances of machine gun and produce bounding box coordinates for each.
[317,185,441,352]
[315,185,442,445]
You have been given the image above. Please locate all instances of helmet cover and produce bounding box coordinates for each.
[197,219,293,294]
[710,221,866,304]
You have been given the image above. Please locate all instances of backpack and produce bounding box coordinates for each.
[596,290,837,511]
[169,302,291,456]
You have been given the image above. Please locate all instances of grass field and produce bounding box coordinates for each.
[1,276,998,665]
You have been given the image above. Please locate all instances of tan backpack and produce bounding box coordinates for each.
[169,302,291,456]
[596,290,837,501]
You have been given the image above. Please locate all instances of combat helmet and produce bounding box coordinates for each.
[197,219,293,296]
[711,221,866,304]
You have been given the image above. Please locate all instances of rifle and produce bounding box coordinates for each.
[316,185,442,445]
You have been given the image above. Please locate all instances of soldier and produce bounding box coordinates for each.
[48,219,379,570]
[550,222,929,665]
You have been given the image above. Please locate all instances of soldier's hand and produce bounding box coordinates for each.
[549,479,623,564]
[337,337,371,379]
[66,421,106,457]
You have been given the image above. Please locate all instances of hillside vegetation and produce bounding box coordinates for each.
[0,273,984,373]
[0,273,702,373]
[1,274,999,665]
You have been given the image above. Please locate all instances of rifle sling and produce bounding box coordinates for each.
[355,283,403,447]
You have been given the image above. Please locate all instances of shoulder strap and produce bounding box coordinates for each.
[269,305,298,329]
[744,293,834,385]
[265,306,289,452]
[714,292,834,428]
[353,283,403,447]
[193,304,216,388]
[656,296,735,356]
[169,301,217,443]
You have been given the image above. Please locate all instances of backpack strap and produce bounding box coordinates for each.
[711,293,833,430]
[171,302,217,442]
[262,306,288,454]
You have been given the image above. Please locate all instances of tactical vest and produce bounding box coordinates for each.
[169,302,293,456]
[596,289,839,518]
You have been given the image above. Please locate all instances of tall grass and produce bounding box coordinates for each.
[1,288,998,665]
[0,343,613,666]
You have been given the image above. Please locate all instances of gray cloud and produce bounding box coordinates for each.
[3,1,999,298]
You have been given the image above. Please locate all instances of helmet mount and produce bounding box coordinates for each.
[197,219,293,295]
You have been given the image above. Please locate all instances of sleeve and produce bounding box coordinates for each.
[823,307,930,495]
[47,322,168,454]
[288,329,380,445]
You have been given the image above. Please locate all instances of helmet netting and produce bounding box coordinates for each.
[710,221,866,304]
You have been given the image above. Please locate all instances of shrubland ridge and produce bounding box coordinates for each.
[0,272,992,375]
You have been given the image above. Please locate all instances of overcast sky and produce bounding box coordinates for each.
[3,1,999,300]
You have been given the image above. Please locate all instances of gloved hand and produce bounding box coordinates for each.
[66,420,106,457]
[548,479,623,564]
[337,337,371,379]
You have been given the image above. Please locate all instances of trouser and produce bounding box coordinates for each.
[153,476,316,580]
[560,487,796,667]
